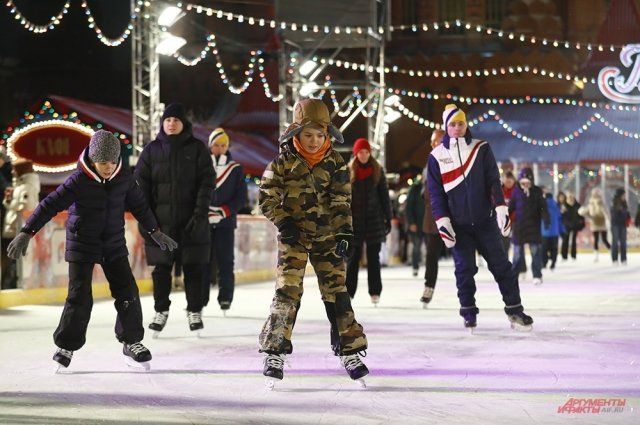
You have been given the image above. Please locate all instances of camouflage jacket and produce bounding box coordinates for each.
[259,141,352,244]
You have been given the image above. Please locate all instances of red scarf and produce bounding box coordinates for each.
[356,163,374,181]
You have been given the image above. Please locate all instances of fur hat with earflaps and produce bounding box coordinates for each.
[278,98,344,144]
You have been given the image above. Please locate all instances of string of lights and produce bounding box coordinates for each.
[389,19,621,53]
[5,0,71,34]
[312,57,596,85]
[80,0,142,47]
[386,87,640,112]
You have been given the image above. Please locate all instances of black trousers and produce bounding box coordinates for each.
[152,250,204,313]
[593,231,610,250]
[346,241,382,297]
[424,233,444,289]
[54,257,144,351]
[542,236,559,268]
[561,230,578,259]
[202,226,236,306]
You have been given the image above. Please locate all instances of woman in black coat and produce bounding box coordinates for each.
[135,103,215,334]
[345,138,391,304]
[559,191,582,260]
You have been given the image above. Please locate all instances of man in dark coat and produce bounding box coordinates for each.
[509,167,549,285]
[135,103,215,334]
[203,127,247,312]
[7,130,177,370]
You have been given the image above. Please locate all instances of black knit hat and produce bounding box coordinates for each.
[88,130,120,163]
[161,103,187,123]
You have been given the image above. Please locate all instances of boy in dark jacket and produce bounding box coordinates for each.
[7,130,177,371]
[426,104,533,331]
[203,127,247,312]
[509,168,549,285]
[136,103,215,335]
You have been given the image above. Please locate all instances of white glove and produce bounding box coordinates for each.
[495,205,511,237]
[435,217,456,248]
[208,206,228,224]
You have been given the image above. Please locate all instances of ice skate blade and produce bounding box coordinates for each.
[355,378,366,388]
[265,377,279,391]
[422,302,429,309]
[510,323,533,332]
[54,363,68,374]
[152,331,161,339]
[124,356,151,371]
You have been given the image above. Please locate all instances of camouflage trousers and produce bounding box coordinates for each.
[259,240,368,356]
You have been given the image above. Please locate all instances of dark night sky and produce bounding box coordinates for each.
[0,1,133,124]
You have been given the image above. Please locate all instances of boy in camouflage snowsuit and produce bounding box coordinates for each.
[259,98,368,383]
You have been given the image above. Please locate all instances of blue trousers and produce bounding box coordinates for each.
[611,225,627,263]
[512,243,543,278]
[202,226,236,306]
[452,218,523,316]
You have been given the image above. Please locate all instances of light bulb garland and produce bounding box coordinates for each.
[313,57,596,85]
[393,99,640,144]
[80,0,142,47]
[389,19,620,53]
[387,87,640,112]
[5,0,71,33]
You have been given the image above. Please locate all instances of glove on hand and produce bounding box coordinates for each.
[495,205,511,237]
[7,232,31,260]
[208,206,229,225]
[335,234,354,259]
[150,230,178,251]
[436,217,456,248]
[277,219,300,245]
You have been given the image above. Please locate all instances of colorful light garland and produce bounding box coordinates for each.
[80,0,142,47]
[5,0,71,33]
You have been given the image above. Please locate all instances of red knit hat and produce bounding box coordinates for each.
[352,138,371,155]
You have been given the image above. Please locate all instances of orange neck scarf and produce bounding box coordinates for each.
[293,136,330,168]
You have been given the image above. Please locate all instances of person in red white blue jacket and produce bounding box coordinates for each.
[426,104,533,331]
[203,128,248,311]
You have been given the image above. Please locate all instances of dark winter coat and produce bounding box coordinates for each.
[611,196,630,227]
[422,169,438,234]
[541,195,563,237]
[22,149,158,263]
[561,201,582,232]
[406,180,425,232]
[135,124,214,265]
[211,152,247,229]
[349,158,391,245]
[509,184,549,244]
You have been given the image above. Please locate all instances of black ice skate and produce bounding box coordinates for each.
[149,311,168,338]
[123,342,152,371]
[461,311,477,332]
[187,311,204,335]
[340,352,369,388]
[263,353,285,390]
[219,301,231,317]
[53,348,73,373]
[420,287,434,308]
[507,311,533,332]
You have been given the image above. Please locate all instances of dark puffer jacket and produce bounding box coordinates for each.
[22,149,158,263]
[135,123,214,265]
[508,168,549,245]
[349,158,391,245]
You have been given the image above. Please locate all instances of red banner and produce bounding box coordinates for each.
[9,121,92,169]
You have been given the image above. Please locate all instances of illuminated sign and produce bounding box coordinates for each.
[6,120,94,173]
[598,44,640,104]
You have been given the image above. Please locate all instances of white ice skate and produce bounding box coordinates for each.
[187,311,204,337]
[149,311,168,339]
[420,287,434,309]
[532,277,543,286]
[370,295,380,307]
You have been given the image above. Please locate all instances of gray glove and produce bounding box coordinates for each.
[150,230,178,251]
[7,232,31,260]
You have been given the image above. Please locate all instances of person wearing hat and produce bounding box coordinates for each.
[426,104,534,331]
[509,167,549,285]
[258,98,369,387]
[7,130,177,371]
[202,127,247,312]
[345,137,391,305]
[135,103,215,335]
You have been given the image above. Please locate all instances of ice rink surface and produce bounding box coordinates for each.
[1,253,639,424]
